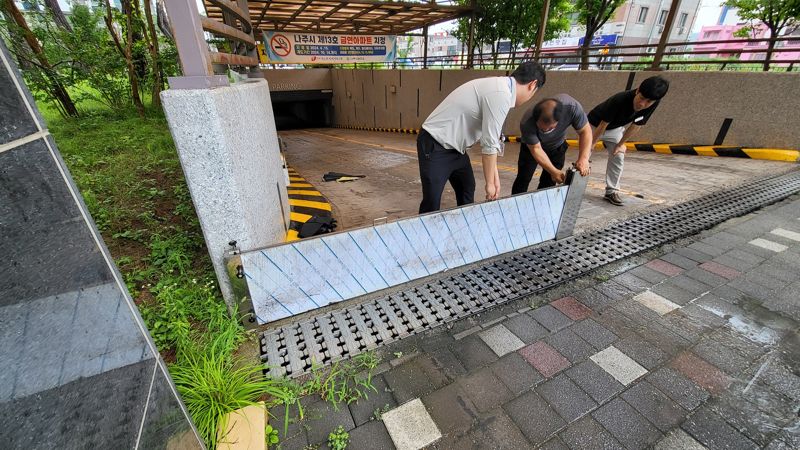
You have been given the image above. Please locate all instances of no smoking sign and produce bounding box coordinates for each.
[270,34,291,57]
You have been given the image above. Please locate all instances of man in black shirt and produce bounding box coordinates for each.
[588,76,670,206]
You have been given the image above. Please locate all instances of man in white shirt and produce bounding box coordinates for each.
[417,61,545,213]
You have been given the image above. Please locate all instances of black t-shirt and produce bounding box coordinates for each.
[587,89,659,130]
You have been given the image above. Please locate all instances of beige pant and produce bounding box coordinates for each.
[600,126,625,195]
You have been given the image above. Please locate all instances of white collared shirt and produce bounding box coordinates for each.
[422,77,515,155]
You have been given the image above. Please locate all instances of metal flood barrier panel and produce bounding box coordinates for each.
[227,171,587,325]
[255,169,800,378]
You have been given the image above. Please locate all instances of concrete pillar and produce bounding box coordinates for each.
[161,79,289,305]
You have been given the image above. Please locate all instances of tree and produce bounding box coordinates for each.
[0,0,79,116]
[143,0,163,109]
[104,0,145,116]
[725,0,800,71]
[42,0,70,32]
[452,0,572,68]
[575,0,626,70]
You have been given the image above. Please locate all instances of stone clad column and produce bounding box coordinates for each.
[161,79,290,304]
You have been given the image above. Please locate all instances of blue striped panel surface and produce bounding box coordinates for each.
[242,187,569,324]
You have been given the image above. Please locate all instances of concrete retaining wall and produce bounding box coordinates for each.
[260,68,798,149]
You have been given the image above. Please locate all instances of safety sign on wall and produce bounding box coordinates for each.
[263,31,397,64]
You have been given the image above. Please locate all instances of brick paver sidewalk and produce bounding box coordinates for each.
[276,195,800,450]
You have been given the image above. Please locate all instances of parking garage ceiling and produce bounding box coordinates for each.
[204,0,473,35]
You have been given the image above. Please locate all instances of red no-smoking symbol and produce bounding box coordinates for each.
[270,34,291,57]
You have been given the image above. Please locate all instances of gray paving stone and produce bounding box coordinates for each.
[759,361,800,402]
[383,398,442,450]
[709,285,747,305]
[621,381,687,432]
[449,335,498,373]
[612,298,663,327]
[490,352,544,395]
[304,399,357,445]
[571,318,619,351]
[346,420,395,450]
[479,324,526,357]
[421,383,478,436]
[545,329,597,363]
[572,287,616,311]
[541,437,570,450]
[651,281,699,305]
[682,406,758,450]
[593,398,663,450]
[384,358,438,404]
[749,260,799,281]
[662,305,726,343]
[559,415,624,450]
[446,408,532,450]
[677,246,717,262]
[688,241,726,257]
[594,281,635,302]
[536,374,598,423]
[727,278,778,303]
[612,272,651,293]
[348,375,398,426]
[460,367,515,414]
[763,419,800,450]
[692,337,758,377]
[710,386,796,447]
[504,390,566,444]
[660,253,699,270]
[269,403,308,450]
[593,310,643,339]
[453,325,482,340]
[565,360,624,404]
[419,331,457,353]
[628,266,670,285]
[743,270,791,290]
[737,241,784,259]
[503,312,549,344]
[613,335,668,370]
[684,268,729,288]
[531,304,574,332]
[655,429,708,450]
[646,368,710,411]
[712,254,761,272]
[723,248,766,265]
[640,322,693,355]
[430,347,467,381]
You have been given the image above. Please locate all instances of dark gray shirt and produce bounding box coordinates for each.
[520,94,588,153]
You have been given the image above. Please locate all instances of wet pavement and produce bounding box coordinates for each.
[274,191,800,450]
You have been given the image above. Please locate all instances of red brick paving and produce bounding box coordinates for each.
[670,351,731,395]
[645,259,684,277]
[518,341,571,378]
[699,261,742,280]
[551,297,593,321]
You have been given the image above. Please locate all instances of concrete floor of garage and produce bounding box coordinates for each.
[280,128,796,233]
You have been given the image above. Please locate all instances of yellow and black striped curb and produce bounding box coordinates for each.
[286,167,333,242]
[333,125,799,163]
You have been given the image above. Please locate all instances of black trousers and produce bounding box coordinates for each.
[511,141,568,195]
[417,129,475,213]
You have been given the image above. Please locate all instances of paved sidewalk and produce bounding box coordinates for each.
[276,195,800,450]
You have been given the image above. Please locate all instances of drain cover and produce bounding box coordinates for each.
[260,170,800,377]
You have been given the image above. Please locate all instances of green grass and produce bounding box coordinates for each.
[42,102,213,310]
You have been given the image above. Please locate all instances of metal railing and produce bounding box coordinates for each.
[164,0,260,89]
[323,36,800,72]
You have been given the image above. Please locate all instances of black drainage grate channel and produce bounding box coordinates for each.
[260,170,800,377]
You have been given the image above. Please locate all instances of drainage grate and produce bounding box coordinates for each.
[260,170,800,377]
